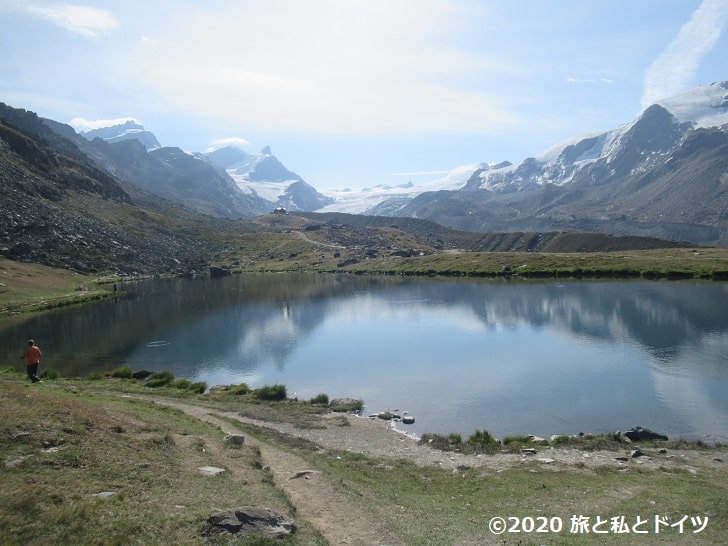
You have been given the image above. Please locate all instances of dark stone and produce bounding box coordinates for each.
[624,426,668,441]
[207,507,295,539]
[209,266,231,278]
[131,370,153,380]
[631,449,645,458]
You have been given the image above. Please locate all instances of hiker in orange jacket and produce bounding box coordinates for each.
[21,340,42,383]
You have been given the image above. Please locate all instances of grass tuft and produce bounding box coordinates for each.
[144,370,175,388]
[254,384,287,401]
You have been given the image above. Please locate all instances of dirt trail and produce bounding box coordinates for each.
[133,395,728,545]
[139,396,403,546]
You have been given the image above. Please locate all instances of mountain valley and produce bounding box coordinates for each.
[1,81,728,278]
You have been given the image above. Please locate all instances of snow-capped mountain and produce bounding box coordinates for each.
[202,146,333,211]
[371,81,728,246]
[465,81,728,193]
[51,119,331,217]
[80,120,161,151]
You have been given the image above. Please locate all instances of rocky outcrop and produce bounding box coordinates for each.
[206,507,295,539]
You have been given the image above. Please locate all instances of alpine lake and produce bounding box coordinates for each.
[3,273,727,443]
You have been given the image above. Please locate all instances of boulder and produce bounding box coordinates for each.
[207,507,296,539]
[225,434,245,448]
[624,426,668,441]
[209,266,231,278]
[131,370,153,380]
[401,415,415,425]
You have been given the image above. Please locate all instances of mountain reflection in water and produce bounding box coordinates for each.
[2,274,727,442]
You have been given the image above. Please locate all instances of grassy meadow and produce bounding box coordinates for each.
[1,368,727,545]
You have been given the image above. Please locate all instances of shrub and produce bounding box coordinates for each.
[550,435,570,445]
[109,367,133,379]
[448,433,463,445]
[173,379,193,390]
[310,393,329,405]
[189,381,207,394]
[85,372,103,380]
[145,371,174,388]
[502,434,533,446]
[419,433,462,452]
[0,365,19,376]
[254,384,287,401]
[40,369,59,380]
[467,429,500,452]
[229,383,251,395]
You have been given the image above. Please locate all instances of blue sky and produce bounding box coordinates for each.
[1,0,727,190]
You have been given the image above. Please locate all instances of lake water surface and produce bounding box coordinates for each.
[3,274,727,442]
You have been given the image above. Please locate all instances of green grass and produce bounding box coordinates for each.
[2,372,727,545]
[0,376,325,546]
[0,258,115,315]
[247,422,728,546]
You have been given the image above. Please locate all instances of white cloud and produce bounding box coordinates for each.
[132,0,515,137]
[641,0,728,107]
[68,116,140,131]
[565,76,614,84]
[207,137,251,151]
[24,4,118,38]
[139,35,161,49]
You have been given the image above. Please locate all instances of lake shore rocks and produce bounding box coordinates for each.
[623,426,668,441]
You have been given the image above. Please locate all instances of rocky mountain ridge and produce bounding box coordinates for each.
[0,102,706,276]
[0,103,237,274]
[371,81,728,246]
[49,118,330,219]
[80,120,161,151]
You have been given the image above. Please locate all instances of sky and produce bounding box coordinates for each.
[1,0,727,191]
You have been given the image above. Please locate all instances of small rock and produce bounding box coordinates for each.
[225,434,245,448]
[209,385,230,392]
[5,456,29,468]
[537,457,555,464]
[199,466,226,476]
[401,415,415,425]
[615,456,629,462]
[92,491,118,499]
[521,448,537,455]
[658,448,667,454]
[631,449,645,458]
[289,470,318,480]
[712,457,723,463]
